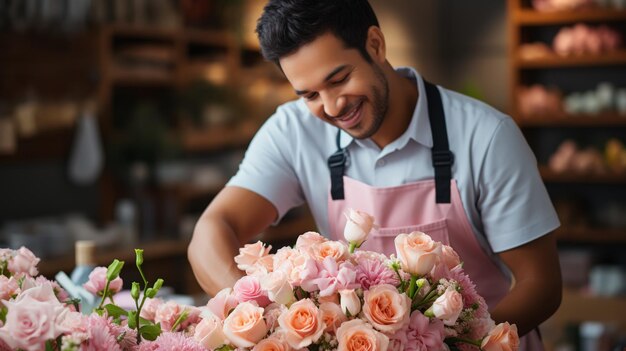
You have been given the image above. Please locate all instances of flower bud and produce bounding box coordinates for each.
[131,282,140,300]
[339,289,361,316]
[343,209,376,248]
[106,259,124,281]
[135,249,144,267]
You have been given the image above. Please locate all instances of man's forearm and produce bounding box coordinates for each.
[490,278,562,336]
[187,215,245,296]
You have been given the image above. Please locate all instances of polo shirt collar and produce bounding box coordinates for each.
[338,66,433,150]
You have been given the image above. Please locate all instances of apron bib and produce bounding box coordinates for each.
[326,80,543,350]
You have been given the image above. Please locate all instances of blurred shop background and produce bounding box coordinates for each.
[0,0,625,350]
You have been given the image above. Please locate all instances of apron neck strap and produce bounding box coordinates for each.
[424,80,454,203]
[328,129,348,200]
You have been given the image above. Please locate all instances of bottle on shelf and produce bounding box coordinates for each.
[70,240,96,286]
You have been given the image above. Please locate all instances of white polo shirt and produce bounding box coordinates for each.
[228,67,560,253]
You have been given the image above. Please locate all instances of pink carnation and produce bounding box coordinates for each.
[83,315,122,351]
[300,257,359,296]
[140,297,164,321]
[140,331,205,350]
[354,254,400,289]
[391,311,445,351]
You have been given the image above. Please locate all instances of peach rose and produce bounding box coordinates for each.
[261,270,295,306]
[274,250,308,287]
[481,322,520,351]
[223,301,268,348]
[307,241,349,262]
[317,293,340,305]
[394,231,442,276]
[7,247,40,277]
[441,245,461,269]
[336,319,389,351]
[252,330,292,351]
[432,287,463,326]
[343,209,376,247]
[278,298,325,349]
[235,241,273,274]
[362,284,410,334]
[295,231,327,250]
[319,302,347,334]
[194,314,228,350]
[339,289,361,316]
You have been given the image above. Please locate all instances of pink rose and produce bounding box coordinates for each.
[339,289,361,316]
[263,303,287,331]
[234,241,272,274]
[206,288,239,321]
[336,319,389,351]
[481,322,520,351]
[0,285,66,351]
[154,301,187,332]
[194,314,228,350]
[7,247,39,277]
[295,231,327,251]
[278,298,325,348]
[432,287,463,326]
[223,301,268,348]
[362,284,411,334]
[343,209,376,247]
[140,297,164,321]
[0,276,19,300]
[234,276,271,307]
[261,271,294,305]
[394,231,442,276]
[319,302,347,334]
[252,330,292,351]
[83,267,123,295]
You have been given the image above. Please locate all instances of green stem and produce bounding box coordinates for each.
[408,275,418,299]
[349,242,357,253]
[97,280,111,310]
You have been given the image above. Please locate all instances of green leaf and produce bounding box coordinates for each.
[106,259,124,281]
[0,306,7,324]
[215,345,235,351]
[127,311,137,329]
[45,339,55,351]
[104,304,128,318]
[140,323,162,341]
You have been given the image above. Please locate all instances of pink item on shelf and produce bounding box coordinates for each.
[549,140,578,173]
[517,85,563,117]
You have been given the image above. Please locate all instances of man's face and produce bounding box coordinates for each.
[279,32,389,140]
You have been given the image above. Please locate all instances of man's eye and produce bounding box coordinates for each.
[332,75,349,85]
[305,93,318,100]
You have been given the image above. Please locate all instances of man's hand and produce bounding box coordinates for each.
[187,186,278,296]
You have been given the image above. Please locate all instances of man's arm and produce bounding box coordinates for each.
[187,186,278,296]
[491,232,562,336]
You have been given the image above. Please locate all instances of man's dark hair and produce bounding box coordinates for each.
[256,0,380,65]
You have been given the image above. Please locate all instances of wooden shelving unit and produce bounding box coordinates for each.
[508,2,626,348]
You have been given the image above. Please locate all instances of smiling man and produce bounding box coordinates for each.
[188,1,562,349]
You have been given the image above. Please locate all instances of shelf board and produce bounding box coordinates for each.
[514,8,626,25]
[556,226,626,244]
[516,50,626,68]
[110,68,177,87]
[38,239,188,278]
[540,166,626,183]
[104,24,180,41]
[180,123,258,152]
[185,28,235,47]
[516,112,626,127]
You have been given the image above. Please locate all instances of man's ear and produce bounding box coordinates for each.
[365,26,386,63]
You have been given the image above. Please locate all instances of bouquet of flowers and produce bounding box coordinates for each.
[0,209,520,351]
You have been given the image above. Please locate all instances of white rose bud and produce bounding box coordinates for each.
[343,209,376,250]
[261,270,295,306]
[339,289,361,317]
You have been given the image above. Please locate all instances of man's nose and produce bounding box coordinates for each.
[322,93,346,118]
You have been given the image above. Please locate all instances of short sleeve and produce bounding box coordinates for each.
[477,118,560,252]
[227,110,305,223]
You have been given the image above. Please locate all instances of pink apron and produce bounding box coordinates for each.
[326,81,543,350]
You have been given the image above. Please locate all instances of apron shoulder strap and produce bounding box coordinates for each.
[328,129,347,200]
[424,80,454,204]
